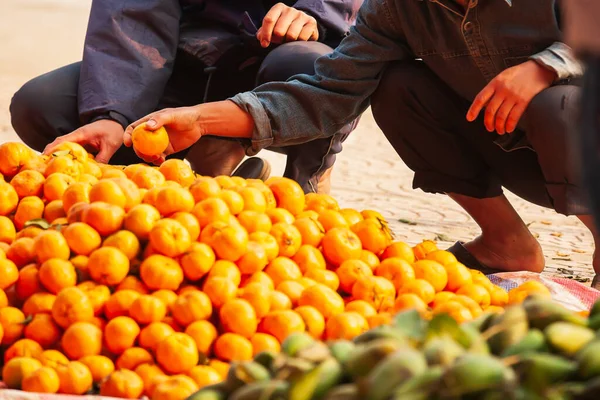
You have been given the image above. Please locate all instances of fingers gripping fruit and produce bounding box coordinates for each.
[131,124,170,157]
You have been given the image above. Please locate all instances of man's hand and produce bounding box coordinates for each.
[43,119,124,163]
[124,106,205,165]
[257,3,319,48]
[467,60,557,135]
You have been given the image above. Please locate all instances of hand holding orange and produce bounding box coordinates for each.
[131,124,169,157]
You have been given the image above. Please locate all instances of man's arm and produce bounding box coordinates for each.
[467,1,583,136]
[78,0,182,127]
[529,42,583,81]
[526,1,582,81]
[232,0,410,155]
[124,0,412,163]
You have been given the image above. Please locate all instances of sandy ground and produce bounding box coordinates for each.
[0,0,595,284]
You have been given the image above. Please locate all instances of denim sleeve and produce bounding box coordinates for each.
[292,0,363,41]
[230,0,410,155]
[530,42,584,81]
[78,0,182,125]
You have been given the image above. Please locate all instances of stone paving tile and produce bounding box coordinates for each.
[1,0,595,284]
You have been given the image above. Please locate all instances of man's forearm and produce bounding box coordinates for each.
[197,101,254,139]
[529,42,583,81]
[197,0,409,157]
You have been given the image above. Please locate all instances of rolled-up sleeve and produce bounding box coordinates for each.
[230,0,411,155]
[530,42,584,81]
[78,0,182,126]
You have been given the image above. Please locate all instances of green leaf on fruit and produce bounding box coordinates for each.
[51,150,71,158]
[24,218,50,230]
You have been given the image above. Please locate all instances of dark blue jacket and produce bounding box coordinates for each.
[78,0,362,128]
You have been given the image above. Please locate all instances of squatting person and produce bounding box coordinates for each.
[10,0,363,194]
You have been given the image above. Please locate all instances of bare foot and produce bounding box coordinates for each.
[446,193,545,273]
[463,233,545,273]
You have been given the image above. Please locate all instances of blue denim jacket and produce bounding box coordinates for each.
[231,0,583,155]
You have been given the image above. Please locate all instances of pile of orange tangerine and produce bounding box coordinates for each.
[0,141,552,399]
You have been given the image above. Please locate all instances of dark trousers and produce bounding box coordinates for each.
[371,62,588,216]
[10,41,356,193]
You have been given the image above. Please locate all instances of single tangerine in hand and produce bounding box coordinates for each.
[131,124,169,157]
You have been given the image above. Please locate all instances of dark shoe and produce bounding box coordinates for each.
[447,241,504,276]
[232,157,271,181]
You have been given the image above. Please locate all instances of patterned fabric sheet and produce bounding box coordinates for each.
[489,271,600,312]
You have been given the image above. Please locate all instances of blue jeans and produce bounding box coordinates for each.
[10,41,357,193]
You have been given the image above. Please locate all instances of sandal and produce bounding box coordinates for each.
[447,241,504,276]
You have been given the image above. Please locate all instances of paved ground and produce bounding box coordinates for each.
[1,0,595,284]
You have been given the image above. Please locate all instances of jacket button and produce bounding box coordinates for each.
[464,22,474,32]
